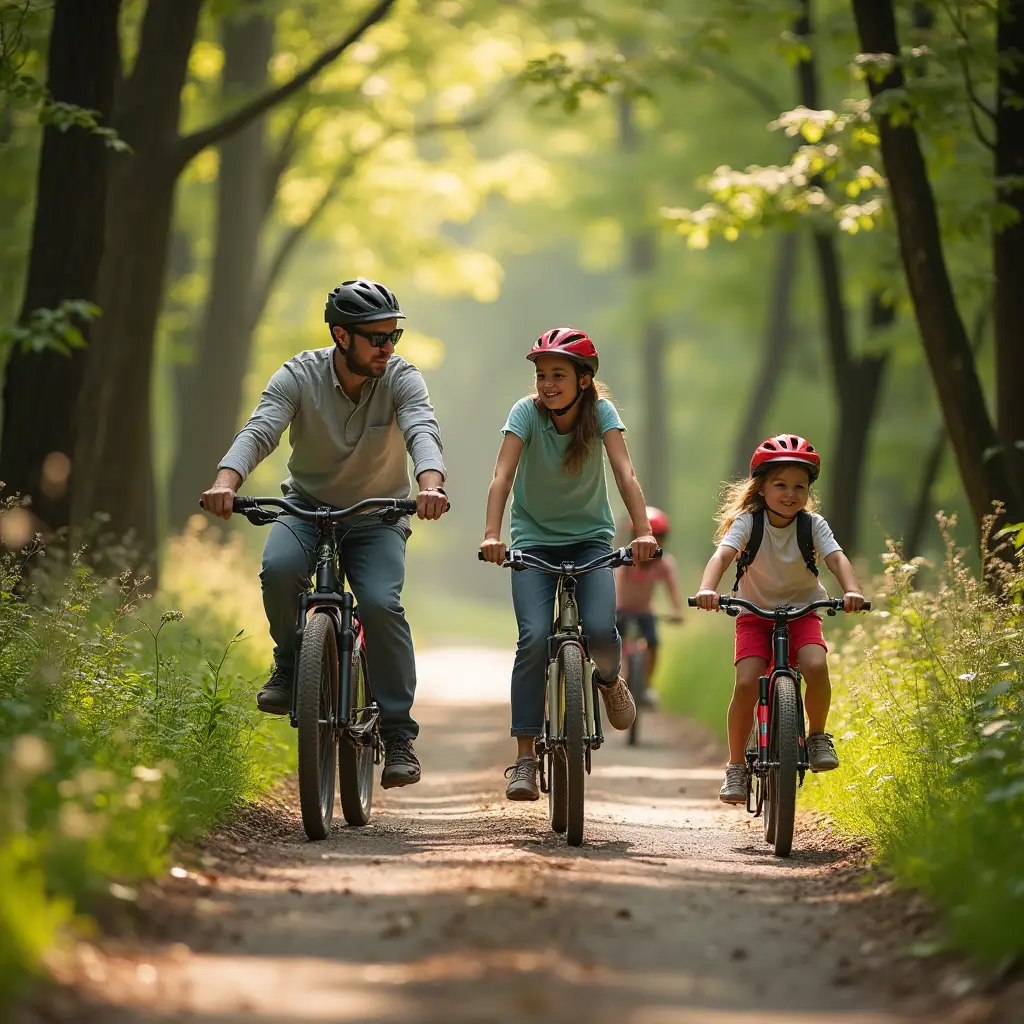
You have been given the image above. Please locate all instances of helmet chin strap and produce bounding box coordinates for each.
[764,502,799,523]
[550,388,583,417]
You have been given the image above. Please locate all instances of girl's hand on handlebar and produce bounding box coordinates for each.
[479,537,507,565]
[694,590,720,611]
[843,591,866,612]
[631,534,658,564]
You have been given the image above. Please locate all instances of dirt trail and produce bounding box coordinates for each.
[34,648,1002,1023]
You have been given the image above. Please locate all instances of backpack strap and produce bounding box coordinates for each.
[732,508,764,592]
[796,509,819,578]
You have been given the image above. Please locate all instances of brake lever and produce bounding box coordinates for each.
[246,509,279,526]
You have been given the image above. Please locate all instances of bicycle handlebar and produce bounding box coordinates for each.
[686,595,871,618]
[479,547,662,574]
[200,494,428,524]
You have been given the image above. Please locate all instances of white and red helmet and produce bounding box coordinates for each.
[750,434,821,481]
[527,327,599,376]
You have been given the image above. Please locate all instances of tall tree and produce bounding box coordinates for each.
[850,0,1022,534]
[796,0,889,554]
[995,0,1024,499]
[167,2,273,532]
[618,92,668,508]
[69,0,397,557]
[0,0,121,532]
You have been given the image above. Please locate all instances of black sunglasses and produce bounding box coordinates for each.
[349,326,403,348]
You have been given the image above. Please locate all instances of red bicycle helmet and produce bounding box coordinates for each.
[527,327,599,376]
[630,506,670,537]
[750,434,821,481]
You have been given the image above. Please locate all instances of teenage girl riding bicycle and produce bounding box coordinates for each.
[615,506,684,704]
[692,434,866,804]
[479,328,658,801]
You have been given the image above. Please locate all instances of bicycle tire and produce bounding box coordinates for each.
[562,643,586,847]
[548,749,567,833]
[338,644,374,826]
[296,612,338,840]
[767,674,798,857]
[626,650,645,747]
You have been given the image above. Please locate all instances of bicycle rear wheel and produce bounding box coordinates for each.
[296,612,339,840]
[626,650,645,747]
[766,674,798,857]
[561,643,586,847]
[338,644,374,826]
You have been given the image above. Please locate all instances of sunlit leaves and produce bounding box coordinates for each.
[0,300,100,356]
[661,102,887,244]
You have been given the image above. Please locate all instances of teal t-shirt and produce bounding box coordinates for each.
[501,396,625,549]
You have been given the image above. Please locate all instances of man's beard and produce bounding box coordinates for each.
[342,343,388,379]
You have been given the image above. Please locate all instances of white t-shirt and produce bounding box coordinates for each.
[720,511,842,614]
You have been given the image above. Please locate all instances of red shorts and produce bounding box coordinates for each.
[734,613,826,666]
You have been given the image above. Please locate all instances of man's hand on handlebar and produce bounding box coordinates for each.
[200,469,242,521]
[479,537,507,565]
[693,589,720,611]
[630,533,659,565]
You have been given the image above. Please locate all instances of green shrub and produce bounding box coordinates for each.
[0,531,288,1006]
[805,520,1024,960]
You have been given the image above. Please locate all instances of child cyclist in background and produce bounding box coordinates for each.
[480,328,659,801]
[692,435,865,804]
[615,507,684,705]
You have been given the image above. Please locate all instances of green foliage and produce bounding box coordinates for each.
[0,522,288,1006]
[0,299,99,355]
[804,522,1024,961]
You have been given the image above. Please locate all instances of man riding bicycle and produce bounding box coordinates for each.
[201,277,447,790]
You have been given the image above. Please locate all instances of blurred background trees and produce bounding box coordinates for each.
[0,0,1020,628]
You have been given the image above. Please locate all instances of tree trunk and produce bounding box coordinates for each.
[71,0,203,557]
[167,6,273,533]
[797,0,890,554]
[995,0,1024,499]
[619,92,668,508]
[730,231,799,478]
[851,0,1022,534]
[0,0,121,533]
[828,292,891,552]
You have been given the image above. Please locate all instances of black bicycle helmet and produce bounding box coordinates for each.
[324,278,405,326]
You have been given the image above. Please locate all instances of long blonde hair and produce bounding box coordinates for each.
[529,368,613,476]
[714,467,818,543]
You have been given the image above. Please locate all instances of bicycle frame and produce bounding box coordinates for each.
[291,524,379,756]
[539,573,602,772]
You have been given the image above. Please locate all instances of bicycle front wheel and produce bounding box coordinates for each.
[626,650,645,747]
[766,674,798,857]
[296,612,339,840]
[338,644,374,826]
[561,643,586,847]
[548,749,567,833]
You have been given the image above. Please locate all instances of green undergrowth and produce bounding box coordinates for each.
[0,522,290,1008]
[803,524,1024,961]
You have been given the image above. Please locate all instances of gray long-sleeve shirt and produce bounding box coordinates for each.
[218,348,446,508]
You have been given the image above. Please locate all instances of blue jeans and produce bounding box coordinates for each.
[509,540,621,737]
[259,491,417,740]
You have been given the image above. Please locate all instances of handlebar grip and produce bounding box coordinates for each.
[862,600,872,612]
[477,550,485,561]
[687,597,698,607]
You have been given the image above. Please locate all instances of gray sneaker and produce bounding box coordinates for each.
[256,664,292,715]
[719,764,749,804]
[807,732,840,772]
[597,675,637,731]
[504,757,540,801]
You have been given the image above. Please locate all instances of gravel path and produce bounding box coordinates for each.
[25,648,1016,1023]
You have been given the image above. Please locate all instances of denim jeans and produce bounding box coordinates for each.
[509,540,621,737]
[259,490,417,740]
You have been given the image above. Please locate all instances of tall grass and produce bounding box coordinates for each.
[805,522,1024,960]
[0,517,289,1007]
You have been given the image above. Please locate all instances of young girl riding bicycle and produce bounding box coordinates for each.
[692,435,865,804]
[479,328,659,801]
